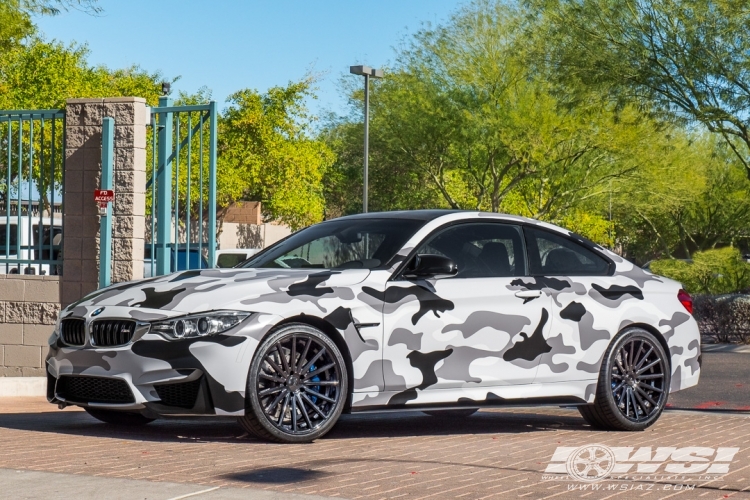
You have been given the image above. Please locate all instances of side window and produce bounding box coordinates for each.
[524,226,610,276]
[415,223,525,278]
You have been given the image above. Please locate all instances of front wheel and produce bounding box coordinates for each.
[579,327,670,431]
[239,324,348,443]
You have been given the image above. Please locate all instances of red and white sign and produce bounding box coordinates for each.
[94,189,115,208]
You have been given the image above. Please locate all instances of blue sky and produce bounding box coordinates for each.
[34,0,461,116]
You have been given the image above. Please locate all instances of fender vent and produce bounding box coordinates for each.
[91,320,136,347]
[60,319,85,346]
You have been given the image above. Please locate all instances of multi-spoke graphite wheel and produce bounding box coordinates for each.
[578,328,670,431]
[610,336,667,422]
[239,324,348,443]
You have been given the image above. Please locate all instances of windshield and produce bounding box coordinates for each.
[241,218,426,270]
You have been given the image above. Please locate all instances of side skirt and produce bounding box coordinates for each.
[351,395,586,414]
[350,381,597,413]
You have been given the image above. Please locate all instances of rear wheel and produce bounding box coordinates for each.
[84,408,154,426]
[424,409,478,418]
[578,327,670,431]
[239,324,348,443]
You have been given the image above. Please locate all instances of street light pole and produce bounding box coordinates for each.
[363,72,369,214]
[350,65,383,213]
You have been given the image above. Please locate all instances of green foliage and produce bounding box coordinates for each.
[15,0,100,16]
[323,0,678,249]
[219,79,335,230]
[0,1,100,54]
[323,0,750,256]
[0,2,34,53]
[531,0,750,181]
[650,248,750,294]
[556,210,614,248]
[0,38,163,109]
[612,135,750,262]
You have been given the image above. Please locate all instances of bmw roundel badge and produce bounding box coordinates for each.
[91,307,105,317]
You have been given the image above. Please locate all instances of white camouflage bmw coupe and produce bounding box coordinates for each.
[47,211,700,443]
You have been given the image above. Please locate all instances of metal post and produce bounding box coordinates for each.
[208,101,217,269]
[99,117,114,288]
[351,65,382,213]
[363,74,369,213]
[156,96,173,275]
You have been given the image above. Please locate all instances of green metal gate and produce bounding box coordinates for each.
[0,109,65,275]
[147,98,218,277]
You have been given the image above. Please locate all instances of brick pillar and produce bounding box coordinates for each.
[62,98,147,307]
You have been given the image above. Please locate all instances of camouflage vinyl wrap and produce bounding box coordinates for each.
[46,212,700,416]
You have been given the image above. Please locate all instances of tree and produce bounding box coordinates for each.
[0,6,163,216]
[0,0,100,53]
[612,134,750,262]
[0,2,34,53]
[0,39,163,110]
[219,79,335,230]
[532,0,750,180]
[324,0,665,245]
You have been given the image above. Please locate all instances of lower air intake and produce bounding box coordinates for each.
[154,378,202,409]
[56,376,135,404]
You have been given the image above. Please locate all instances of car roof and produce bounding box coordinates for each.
[333,209,545,223]
[332,210,557,229]
[334,209,460,221]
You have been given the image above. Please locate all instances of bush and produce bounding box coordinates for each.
[649,247,750,294]
[693,294,750,344]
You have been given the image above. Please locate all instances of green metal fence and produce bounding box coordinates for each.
[0,109,65,275]
[146,98,217,277]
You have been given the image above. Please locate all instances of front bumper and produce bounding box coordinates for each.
[46,312,281,416]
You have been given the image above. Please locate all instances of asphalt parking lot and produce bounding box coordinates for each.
[669,351,750,411]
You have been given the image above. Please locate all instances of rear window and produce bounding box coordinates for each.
[524,226,610,276]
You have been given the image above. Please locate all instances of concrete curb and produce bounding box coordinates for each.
[701,344,750,353]
[0,377,45,397]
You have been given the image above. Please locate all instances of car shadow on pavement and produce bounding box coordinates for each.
[0,407,591,444]
[221,467,330,484]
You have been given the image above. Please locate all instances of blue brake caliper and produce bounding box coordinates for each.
[309,364,320,403]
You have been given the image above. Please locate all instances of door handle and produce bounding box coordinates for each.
[514,290,543,299]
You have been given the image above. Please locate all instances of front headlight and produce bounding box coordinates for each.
[150,311,251,340]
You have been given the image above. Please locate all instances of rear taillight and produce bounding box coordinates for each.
[678,289,693,314]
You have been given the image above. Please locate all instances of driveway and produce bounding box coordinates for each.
[1,397,749,499]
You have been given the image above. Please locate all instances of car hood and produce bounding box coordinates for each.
[62,268,372,317]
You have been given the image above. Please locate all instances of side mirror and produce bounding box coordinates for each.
[404,254,458,278]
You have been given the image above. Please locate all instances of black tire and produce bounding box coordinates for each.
[238,323,348,443]
[579,327,670,431]
[423,409,478,418]
[84,408,154,426]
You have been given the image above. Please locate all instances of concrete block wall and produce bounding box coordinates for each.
[0,276,60,377]
[218,221,292,251]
